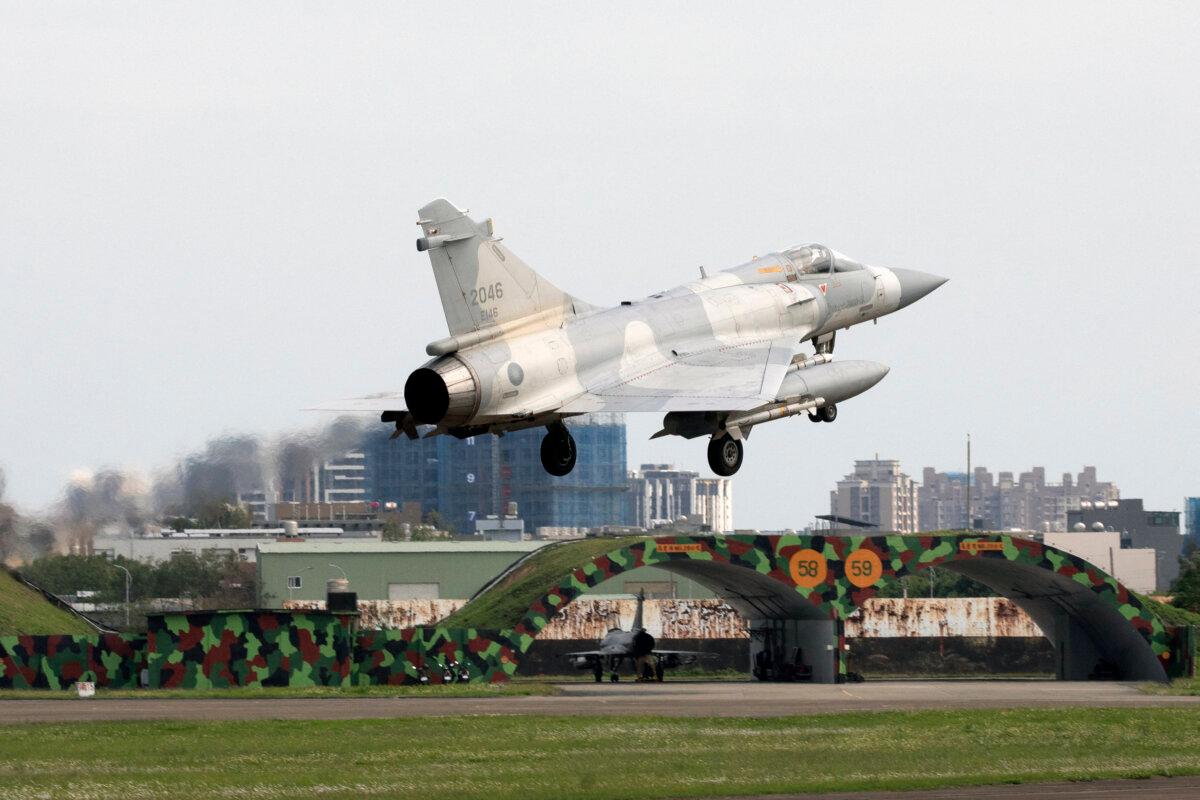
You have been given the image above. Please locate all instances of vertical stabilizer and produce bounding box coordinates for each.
[631,588,645,631]
[416,199,593,336]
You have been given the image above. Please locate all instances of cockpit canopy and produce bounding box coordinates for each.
[783,244,865,275]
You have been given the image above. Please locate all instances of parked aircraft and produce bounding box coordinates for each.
[564,590,707,682]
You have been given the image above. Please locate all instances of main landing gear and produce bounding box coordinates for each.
[808,403,837,423]
[707,434,744,477]
[707,401,839,477]
[540,423,577,476]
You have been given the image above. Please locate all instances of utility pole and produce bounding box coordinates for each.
[112,563,132,629]
[965,433,972,531]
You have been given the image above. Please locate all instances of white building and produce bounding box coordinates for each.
[830,459,919,533]
[92,527,378,564]
[1042,531,1157,594]
[629,464,733,533]
[316,452,368,504]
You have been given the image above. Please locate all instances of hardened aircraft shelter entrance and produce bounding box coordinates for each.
[435,533,1192,684]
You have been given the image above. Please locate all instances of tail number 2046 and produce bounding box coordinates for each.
[470,282,504,305]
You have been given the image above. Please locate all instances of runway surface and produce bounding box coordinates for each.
[2,680,1197,723]
[726,776,1200,799]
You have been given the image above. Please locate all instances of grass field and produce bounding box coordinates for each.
[0,570,95,636]
[0,682,559,701]
[1142,678,1200,696]
[2,708,1199,799]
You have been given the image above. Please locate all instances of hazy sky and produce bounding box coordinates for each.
[2,4,1198,527]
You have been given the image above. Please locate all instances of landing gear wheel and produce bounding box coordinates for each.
[707,435,743,477]
[539,425,577,476]
[655,663,664,682]
[593,665,603,683]
[818,403,838,423]
[610,672,620,683]
[808,412,821,423]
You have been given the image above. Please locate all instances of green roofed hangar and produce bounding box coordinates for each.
[255,539,711,605]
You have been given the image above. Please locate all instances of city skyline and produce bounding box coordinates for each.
[7,407,1193,536]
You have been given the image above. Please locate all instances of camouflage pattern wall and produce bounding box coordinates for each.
[353,626,521,685]
[146,611,355,689]
[0,633,145,689]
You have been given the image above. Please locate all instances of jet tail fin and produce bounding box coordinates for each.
[416,199,594,337]
[631,588,645,631]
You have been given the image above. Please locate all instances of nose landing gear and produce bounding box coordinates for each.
[540,423,577,476]
[707,434,744,476]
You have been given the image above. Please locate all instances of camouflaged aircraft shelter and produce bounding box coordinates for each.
[476,533,1192,683]
[3,533,1193,690]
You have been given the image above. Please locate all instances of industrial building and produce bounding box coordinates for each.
[93,526,378,564]
[1041,531,1157,594]
[1067,499,1183,591]
[255,540,713,605]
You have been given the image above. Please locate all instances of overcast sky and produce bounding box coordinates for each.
[2,4,1198,527]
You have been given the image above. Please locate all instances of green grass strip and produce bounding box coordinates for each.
[0,570,95,635]
[1,708,1199,799]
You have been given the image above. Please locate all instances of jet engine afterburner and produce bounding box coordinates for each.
[404,356,481,426]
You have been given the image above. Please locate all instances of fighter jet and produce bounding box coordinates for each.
[323,199,946,476]
[564,590,707,682]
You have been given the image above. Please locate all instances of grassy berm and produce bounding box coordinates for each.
[0,569,94,635]
[442,535,648,629]
[1,708,1199,799]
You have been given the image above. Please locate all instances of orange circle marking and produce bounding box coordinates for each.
[844,549,883,588]
[789,549,828,588]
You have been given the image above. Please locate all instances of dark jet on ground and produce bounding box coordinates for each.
[564,590,708,682]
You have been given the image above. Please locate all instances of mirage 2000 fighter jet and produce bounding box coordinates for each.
[324,199,946,477]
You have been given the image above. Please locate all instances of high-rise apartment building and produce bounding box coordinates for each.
[628,464,733,533]
[363,413,630,534]
[830,460,919,533]
[1185,497,1200,543]
[918,465,1118,532]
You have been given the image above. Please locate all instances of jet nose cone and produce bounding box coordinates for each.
[891,268,948,310]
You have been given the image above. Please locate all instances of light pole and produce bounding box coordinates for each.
[112,563,132,628]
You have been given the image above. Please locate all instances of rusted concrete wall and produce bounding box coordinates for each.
[286,599,465,630]
[286,597,1043,639]
[847,598,1042,638]
[536,599,749,640]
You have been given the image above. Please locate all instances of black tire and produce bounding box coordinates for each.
[808,412,821,423]
[610,672,619,683]
[593,666,603,683]
[819,403,838,423]
[655,663,664,682]
[539,427,577,476]
[707,435,743,476]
